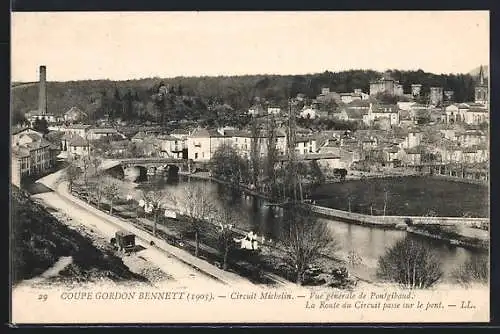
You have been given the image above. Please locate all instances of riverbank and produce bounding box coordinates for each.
[70,176,362,287]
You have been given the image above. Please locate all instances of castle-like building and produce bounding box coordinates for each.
[369,72,404,97]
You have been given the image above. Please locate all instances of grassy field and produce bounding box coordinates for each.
[311,176,489,217]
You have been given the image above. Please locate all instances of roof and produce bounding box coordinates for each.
[190,128,211,138]
[68,134,89,147]
[67,124,91,129]
[157,134,178,141]
[468,108,488,113]
[132,131,147,140]
[342,108,364,120]
[347,99,370,108]
[224,130,252,138]
[170,129,189,135]
[88,128,119,134]
[371,104,398,113]
[405,147,423,155]
[12,147,30,158]
[65,106,87,117]
[11,126,31,135]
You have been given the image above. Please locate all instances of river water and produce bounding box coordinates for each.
[138,175,488,282]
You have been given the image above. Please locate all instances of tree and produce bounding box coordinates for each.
[142,189,175,237]
[33,118,49,134]
[180,183,217,257]
[383,188,390,216]
[103,182,120,215]
[265,116,279,198]
[250,117,261,188]
[210,143,249,189]
[451,254,488,286]
[64,163,82,193]
[377,236,443,289]
[309,160,325,186]
[280,204,339,285]
[215,207,237,271]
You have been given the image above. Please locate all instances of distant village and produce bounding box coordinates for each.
[12,66,489,187]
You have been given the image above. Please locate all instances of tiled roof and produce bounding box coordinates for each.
[224,130,252,138]
[89,128,118,134]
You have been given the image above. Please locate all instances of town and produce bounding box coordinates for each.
[11,64,489,292]
[12,66,489,188]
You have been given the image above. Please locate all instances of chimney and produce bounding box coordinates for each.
[39,65,47,115]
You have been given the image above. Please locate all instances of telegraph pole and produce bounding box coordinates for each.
[286,97,300,203]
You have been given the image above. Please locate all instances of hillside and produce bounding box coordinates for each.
[11,69,479,125]
[11,186,146,285]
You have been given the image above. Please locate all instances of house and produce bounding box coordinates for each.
[464,107,489,125]
[402,128,422,149]
[11,129,59,185]
[363,103,399,126]
[157,134,185,159]
[67,134,90,159]
[64,106,87,123]
[187,128,215,161]
[267,107,281,115]
[338,108,365,123]
[25,110,58,124]
[295,136,317,155]
[131,131,147,143]
[223,130,253,158]
[402,146,423,166]
[444,104,461,124]
[456,130,487,147]
[340,92,362,104]
[55,124,92,138]
[299,106,318,119]
[248,104,265,116]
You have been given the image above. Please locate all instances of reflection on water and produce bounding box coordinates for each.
[144,176,487,280]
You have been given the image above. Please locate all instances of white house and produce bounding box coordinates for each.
[67,134,90,159]
[363,103,399,126]
[299,106,318,119]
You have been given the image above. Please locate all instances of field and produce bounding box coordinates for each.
[310,176,489,218]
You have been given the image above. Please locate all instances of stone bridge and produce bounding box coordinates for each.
[100,158,191,180]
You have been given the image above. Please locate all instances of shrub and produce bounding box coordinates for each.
[377,236,443,289]
[451,255,489,286]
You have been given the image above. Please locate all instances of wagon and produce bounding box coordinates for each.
[113,231,136,253]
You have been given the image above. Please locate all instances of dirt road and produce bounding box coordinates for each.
[31,189,224,289]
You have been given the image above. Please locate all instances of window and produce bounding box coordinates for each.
[195,153,198,159]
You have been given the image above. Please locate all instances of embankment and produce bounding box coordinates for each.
[10,185,146,285]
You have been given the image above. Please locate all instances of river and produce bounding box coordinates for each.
[137,175,488,282]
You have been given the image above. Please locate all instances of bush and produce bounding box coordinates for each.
[377,236,443,289]
[451,255,489,286]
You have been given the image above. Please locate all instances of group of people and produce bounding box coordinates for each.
[235,231,260,251]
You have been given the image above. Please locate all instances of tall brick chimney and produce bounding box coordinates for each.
[38,65,47,115]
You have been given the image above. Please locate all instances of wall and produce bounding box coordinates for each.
[309,204,489,229]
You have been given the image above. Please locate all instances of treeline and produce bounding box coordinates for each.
[11,69,478,125]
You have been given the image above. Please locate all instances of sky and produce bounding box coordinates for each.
[11,11,489,82]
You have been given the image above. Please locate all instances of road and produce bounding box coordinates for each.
[31,175,226,289]
[31,169,266,289]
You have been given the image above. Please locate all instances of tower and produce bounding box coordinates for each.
[474,65,488,107]
[429,87,443,106]
[38,65,47,115]
[411,84,422,98]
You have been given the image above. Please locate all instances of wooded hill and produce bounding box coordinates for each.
[11,69,479,125]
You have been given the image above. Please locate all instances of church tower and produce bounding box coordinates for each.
[474,65,488,107]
